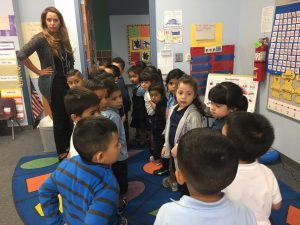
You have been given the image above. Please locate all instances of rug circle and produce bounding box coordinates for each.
[20,157,59,169]
[143,162,162,174]
[127,181,145,201]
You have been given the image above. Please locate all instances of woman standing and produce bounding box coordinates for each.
[17,7,74,160]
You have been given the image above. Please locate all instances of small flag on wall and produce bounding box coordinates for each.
[30,80,43,120]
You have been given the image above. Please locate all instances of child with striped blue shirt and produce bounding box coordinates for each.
[39,117,127,225]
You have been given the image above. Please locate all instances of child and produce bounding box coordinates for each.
[66,69,85,88]
[140,71,155,116]
[208,81,248,132]
[165,69,184,118]
[154,128,257,225]
[111,57,131,143]
[39,117,128,225]
[85,78,108,112]
[155,75,204,194]
[101,81,129,213]
[105,64,121,82]
[149,83,167,164]
[98,58,111,70]
[222,112,282,225]
[64,87,101,158]
[128,65,149,146]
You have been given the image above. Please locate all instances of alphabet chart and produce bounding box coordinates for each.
[267,2,300,75]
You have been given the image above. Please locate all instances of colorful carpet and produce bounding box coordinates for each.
[12,149,300,225]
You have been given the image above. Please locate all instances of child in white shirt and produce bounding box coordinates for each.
[222,112,282,225]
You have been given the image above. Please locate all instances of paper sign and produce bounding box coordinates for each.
[0,16,10,30]
[164,10,182,27]
[261,6,275,33]
[157,50,173,75]
[195,24,215,40]
[164,28,183,44]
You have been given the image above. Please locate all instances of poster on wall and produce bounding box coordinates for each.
[0,15,17,36]
[163,10,182,27]
[164,27,183,44]
[204,73,259,113]
[268,71,300,121]
[0,42,25,120]
[127,24,151,65]
[267,1,300,121]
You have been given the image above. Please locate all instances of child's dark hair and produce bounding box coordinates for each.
[93,72,115,83]
[73,116,118,162]
[144,65,163,83]
[135,60,147,69]
[149,83,166,99]
[225,111,275,162]
[208,82,248,111]
[64,87,99,116]
[104,80,120,97]
[177,75,205,115]
[85,79,105,91]
[127,65,143,76]
[106,64,121,78]
[112,57,125,70]
[166,68,185,85]
[89,69,105,79]
[99,59,111,68]
[177,128,238,195]
[139,71,153,82]
[66,69,83,79]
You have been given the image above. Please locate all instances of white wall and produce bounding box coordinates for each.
[110,15,149,83]
[54,0,84,73]
[155,0,241,74]
[154,0,300,163]
[237,0,300,163]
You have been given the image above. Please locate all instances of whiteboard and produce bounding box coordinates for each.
[204,73,259,113]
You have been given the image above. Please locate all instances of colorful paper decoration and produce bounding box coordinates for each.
[127,24,151,65]
[190,45,235,95]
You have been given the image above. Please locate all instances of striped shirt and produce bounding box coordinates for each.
[39,156,120,225]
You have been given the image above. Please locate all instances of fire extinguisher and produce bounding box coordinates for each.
[253,37,269,81]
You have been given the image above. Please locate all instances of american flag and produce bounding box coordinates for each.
[30,80,44,120]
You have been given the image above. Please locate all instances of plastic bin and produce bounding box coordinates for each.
[38,116,56,153]
[39,126,56,152]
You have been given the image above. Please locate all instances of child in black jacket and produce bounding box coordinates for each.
[149,83,167,164]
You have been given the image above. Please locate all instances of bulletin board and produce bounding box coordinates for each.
[204,73,259,113]
[127,24,151,65]
[267,1,300,121]
[190,45,235,95]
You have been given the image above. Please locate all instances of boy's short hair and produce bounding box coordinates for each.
[106,64,121,78]
[104,80,120,97]
[177,128,238,195]
[85,79,105,91]
[73,116,118,162]
[66,69,83,79]
[94,72,115,83]
[112,57,125,70]
[64,87,99,116]
[225,111,275,162]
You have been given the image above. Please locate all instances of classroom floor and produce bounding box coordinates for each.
[1,126,300,225]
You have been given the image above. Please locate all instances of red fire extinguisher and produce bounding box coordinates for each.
[253,37,269,81]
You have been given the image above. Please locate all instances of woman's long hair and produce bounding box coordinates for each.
[41,7,73,57]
